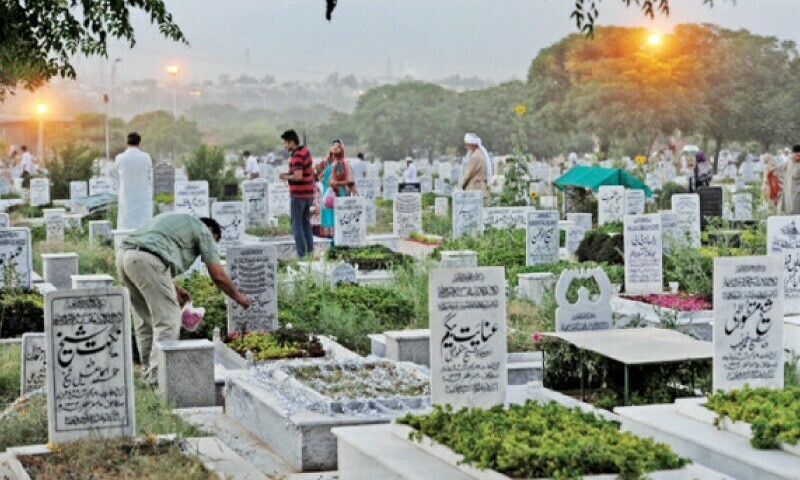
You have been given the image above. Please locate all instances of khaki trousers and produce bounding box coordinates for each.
[116,249,181,373]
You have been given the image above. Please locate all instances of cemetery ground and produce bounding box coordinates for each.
[3,166,800,479]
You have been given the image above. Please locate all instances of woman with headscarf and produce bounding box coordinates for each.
[462,133,490,200]
[761,153,780,209]
[316,141,339,238]
[693,151,713,190]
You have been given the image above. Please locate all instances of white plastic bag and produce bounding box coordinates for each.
[181,301,205,332]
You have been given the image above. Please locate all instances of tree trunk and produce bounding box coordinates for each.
[646,131,660,158]
[599,138,611,160]
[712,135,723,174]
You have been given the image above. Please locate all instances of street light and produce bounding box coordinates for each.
[166,64,180,161]
[35,102,47,165]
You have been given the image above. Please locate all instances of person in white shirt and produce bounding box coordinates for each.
[403,158,417,183]
[349,152,366,180]
[243,151,259,179]
[19,145,33,185]
[112,132,154,230]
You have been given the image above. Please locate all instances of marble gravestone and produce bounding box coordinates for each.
[355,178,378,226]
[0,178,8,196]
[21,332,46,395]
[597,186,625,225]
[713,256,784,392]
[226,245,278,333]
[697,186,723,230]
[211,201,245,254]
[259,164,276,183]
[767,216,800,315]
[624,189,645,215]
[0,228,32,288]
[334,196,367,247]
[429,267,507,409]
[69,180,88,211]
[89,177,115,196]
[0,213,8,229]
[645,172,662,192]
[420,175,433,194]
[483,207,529,230]
[555,267,613,332]
[153,163,176,195]
[623,214,663,295]
[43,208,65,243]
[452,190,484,238]
[88,220,113,246]
[330,262,357,286]
[565,224,586,254]
[660,212,679,251]
[438,162,452,181]
[268,183,290,218]
[671,193,701,247]
[174,180,210,217]
[393,193,422,239]
[733,193,753,221]
[45,288,135,443]
[451,164,464,187]
[539,196,558,210]
[434,197,449,217]
[382,174,399,201]
[29,178,50,207]
[734,177,745,192]
[525,210,559,267]
[566,212,592,233]
[242,180,269,228]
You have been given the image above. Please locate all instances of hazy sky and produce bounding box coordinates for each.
[77,0,800,85]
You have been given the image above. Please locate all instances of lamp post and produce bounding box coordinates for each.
[166,65,180,161]
[35,103,47,165]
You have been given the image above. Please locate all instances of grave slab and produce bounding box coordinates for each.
[156,340,216,408]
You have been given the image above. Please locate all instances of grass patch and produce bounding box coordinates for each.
[0,343,21,408]
[19,439,214,479]
[33,239,118,282]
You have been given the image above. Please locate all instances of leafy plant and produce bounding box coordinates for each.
[398,401,688,478]
[0,344,21,408]
[0,288,44,338]
[46,143,99,200]
[325,245,412,271]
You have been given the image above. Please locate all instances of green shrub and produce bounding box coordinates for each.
[47,143,100,199]
[657,182,688,210]
[176,273,228,340]
[663,245,713,298]
[0,344,21,408]
[325,245,412,271]
[434,228,526,270]
[0,288,44,338]
[575,231,624,265]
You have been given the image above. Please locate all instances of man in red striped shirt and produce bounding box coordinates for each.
[279,129,315,257]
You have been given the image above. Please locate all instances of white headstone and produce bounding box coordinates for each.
[566,212,592,233]
[226,245,278,333]
[393,192,422,238]
[483,207,529,230]
[334,196,367,247]
[0,227,32,288]
[212,201,245,254]
[420,175,433,194]
[645,172,662,192]
[434,197,449,217]
[45,288,135,443]
[259,164,276,183]
[0,177,8,196]
[29,178,50,207]
[671,194,701,247]
[539,195,558,210]
[565,225,586,254]
[382,174,399,201]
[21,332,46,395]
[767,216,800,315]
[733,193,753,221]
[0,213,8,229]
[153,163,176,195]
[174,180,210,217]
[355,178,378,226]
[660,212,679,251]
[713,256,784,392]
[525,211,559,266]
[438,163,452,181]
[429,267,506,409]
[625,189,645,215]
[452,190,484,238]
[88,220,113,246]
[242,180,269,228]
[735,177,746,192]
[554,268,613,331]
[43,208,65,243]
[330,262,357,286]
[623,214,663,294]
[598,186,625,225]
[268,183,290,218]
[89,177,116,196]
[69,180,88,211]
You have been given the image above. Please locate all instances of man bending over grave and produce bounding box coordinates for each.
[117,213,251,378]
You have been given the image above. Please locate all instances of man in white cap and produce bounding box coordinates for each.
[462,133,491,201]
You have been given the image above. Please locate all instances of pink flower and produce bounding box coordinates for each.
[532,332,542,342]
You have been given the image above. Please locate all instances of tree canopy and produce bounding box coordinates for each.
[0,0,186,99]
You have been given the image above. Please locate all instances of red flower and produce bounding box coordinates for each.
[532,332,542,342]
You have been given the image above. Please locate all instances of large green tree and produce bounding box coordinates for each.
[0,0,186,99]
[127,111,202,161]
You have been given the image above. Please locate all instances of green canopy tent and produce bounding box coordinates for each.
[553,166,652,197]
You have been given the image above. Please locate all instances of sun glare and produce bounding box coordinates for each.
[647,33,662,46]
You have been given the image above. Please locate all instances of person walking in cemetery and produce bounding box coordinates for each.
[279,129,315,257]
[19,145,32,187]
[693,150,713,191]
[113,132,154,230]
[778,145,800,214]
[117,213,251,377]
[462,133,490,200]
[761,154,781,208]
[243,150,259,179]
[349,151,366,180]
[403,157,417,183]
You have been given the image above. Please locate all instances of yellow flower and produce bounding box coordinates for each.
[513,104,528,116]
[530,191,539,199]
[46,442,61,453]
[635,155,647,165]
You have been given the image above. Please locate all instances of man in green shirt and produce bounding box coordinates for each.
[117,213,251,375]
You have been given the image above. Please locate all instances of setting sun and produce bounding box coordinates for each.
[35,103,47,114]
[647,32,662,46]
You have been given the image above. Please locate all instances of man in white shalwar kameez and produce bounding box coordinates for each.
[113,132,154,230]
